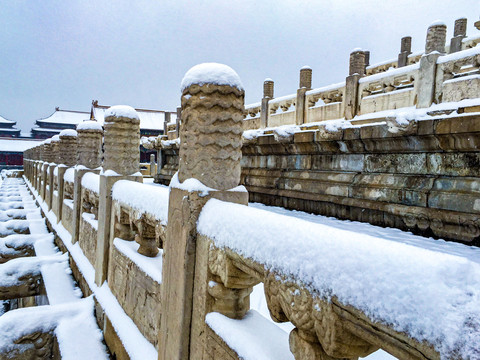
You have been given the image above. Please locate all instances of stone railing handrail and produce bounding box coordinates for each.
[198,198,480,360]
[111,180,169,226]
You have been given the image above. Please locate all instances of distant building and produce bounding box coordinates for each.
[0,115,21,138]
[30,107,89,139]
[0,138,43,169]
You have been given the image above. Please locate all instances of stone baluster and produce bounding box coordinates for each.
[56,130,78,222]
[417,21,447,108]
[95,106,142,286]
[149,153,156,177]
[176,106,181,139]
[345,49,366,119]
[72,120,103,243]
[48,135,61,210]
[59,130,78,167]
[296,66,313,125]
[450,18,467,54]
[164,112,171,137]
[260,78,274,128]
[398,36,412,67]
[159,63,249,359]
[77,121,103,169]
[363,50,370,73]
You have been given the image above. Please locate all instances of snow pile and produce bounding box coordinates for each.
[161,137,180,147]
[59,129,78,137]
[24,177,157,360]
[77,120,103,131]
[114,238,162,283]
[104,105,140,121]
[206,310,293,360]
[198,199,480,359]
[243,125,301,141]
[64,168,75,183]
[170,172,246,197]
[112,180,169,225]
[180,63,244,92]
[0,297,106,359]
[81,172,100,194]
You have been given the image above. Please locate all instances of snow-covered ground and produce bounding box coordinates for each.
[0,178,108,359]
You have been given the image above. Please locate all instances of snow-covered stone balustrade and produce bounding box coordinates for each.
[142,17,479,135]
[197,198,480,360]
[20,60,480,360]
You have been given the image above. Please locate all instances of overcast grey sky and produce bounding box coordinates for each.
[1,0,479,134]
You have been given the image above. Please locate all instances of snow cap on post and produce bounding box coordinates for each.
[180,63,244,92]
[103,105,140,175]
[77,120,103,169]
[178,63,245,190]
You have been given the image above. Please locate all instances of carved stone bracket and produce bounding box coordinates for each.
[134,215,159,257]
[208,245,260,319]
[264,273,378,360]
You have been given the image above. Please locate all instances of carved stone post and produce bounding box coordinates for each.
[72,121,103,243]
[95,106,142,286]
[48,135,60,210]
[450,18,467,54]
[149,153,156,177]
[296,66,312,125]
[176,106,181,139]
[363,50,370,73]
[417,21,446,108]
[164,112,171,137]
[260,78,274,128]
[345,49,366,119]
[159,63,248,360]
[56,130,78,222]
[398,36,412,67]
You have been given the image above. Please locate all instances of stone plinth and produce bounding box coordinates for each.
[159,63,248,360]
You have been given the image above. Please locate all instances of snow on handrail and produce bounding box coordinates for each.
[198,198,480,359]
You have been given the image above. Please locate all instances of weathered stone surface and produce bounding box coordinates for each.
[108,243,161,349]
[103,106,140,175]
[77,123,103,169]
[178,83,244,190]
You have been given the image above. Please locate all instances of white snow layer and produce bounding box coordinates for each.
[112,180,169,225]
[104,105,140,121]
[198,199,480,359]
[206,310,294,360]
[170,172,247,196]
[77,120,103,131]
[180,63,244,92]
[59,129,77,137]
[81,172,100,194]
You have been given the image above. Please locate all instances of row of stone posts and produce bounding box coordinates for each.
[257,17,476,127]
[24,63,258,360]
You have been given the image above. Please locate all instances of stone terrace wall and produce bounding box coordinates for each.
[156,110,480,245]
